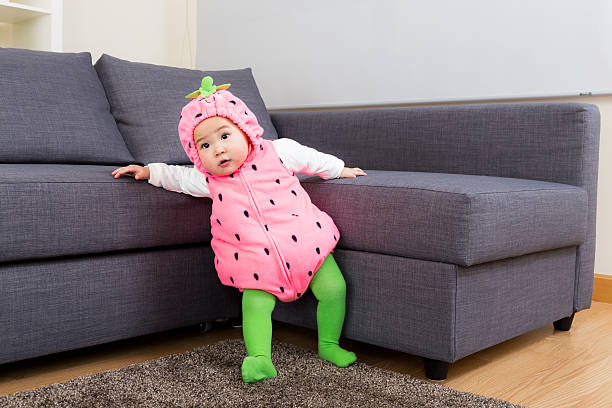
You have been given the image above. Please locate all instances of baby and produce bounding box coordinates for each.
[112,77,366,383]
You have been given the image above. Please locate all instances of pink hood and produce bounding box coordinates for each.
[178,89,264,174]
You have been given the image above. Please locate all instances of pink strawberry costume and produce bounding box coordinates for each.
[177,85,340,303]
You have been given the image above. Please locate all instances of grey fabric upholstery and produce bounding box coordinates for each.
[0,165,586,268]
[0,48,135,164]
[273,246,576,362]
[0,164,212,263]
[453,247,575,360]
[301,170,587,266]
[271,102,600,310]
[0,245,241,365]
[94,54,278,165]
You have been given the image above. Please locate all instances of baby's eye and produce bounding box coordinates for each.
[201,142,210,149]
[221,133,229,140]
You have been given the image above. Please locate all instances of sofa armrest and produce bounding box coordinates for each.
[271,102,601,311]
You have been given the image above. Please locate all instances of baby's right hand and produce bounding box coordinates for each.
[112,164,150,180]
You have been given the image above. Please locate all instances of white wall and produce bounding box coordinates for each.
[196,0,612,110]
[62,0,196,68]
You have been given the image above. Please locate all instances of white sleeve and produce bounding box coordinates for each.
[272,138,345,180]
[147,163,211,198]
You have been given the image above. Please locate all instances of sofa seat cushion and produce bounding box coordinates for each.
[0,164,212,264]
[301,170,587,266]
[94,54,278,165]
[0,48,135,165]
[1,166,587,267]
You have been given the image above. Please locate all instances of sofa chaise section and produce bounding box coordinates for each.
[271,102,599,379]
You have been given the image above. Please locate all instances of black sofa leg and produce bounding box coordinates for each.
[553,312,575,331]
[230,314,242,328]
[424,358,449,381]
[198,321,213,333]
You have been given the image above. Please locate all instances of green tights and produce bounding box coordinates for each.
[241,254,357,383]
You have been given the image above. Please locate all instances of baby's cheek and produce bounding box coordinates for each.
[198,150,211,167]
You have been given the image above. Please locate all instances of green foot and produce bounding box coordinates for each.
[241,356,278,383]
[319,344,357,367]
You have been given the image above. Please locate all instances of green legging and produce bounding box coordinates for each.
[241,254,356,382]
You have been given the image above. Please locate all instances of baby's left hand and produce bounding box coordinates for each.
[340,167,367,178]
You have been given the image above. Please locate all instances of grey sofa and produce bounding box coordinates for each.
[0,48,600,381]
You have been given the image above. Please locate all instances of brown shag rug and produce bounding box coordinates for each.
[0,339,526,407]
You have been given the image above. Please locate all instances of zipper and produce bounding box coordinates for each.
[238,170,295,292]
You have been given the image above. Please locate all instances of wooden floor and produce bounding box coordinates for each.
[1,301,611,407]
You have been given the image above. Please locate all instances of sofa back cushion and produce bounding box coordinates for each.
[94,54,278,165]
[0,48,135,164]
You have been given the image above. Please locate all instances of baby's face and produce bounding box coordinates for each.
[194,116,251,176]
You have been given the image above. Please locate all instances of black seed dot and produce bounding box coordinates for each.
[292,235,297,242]
[286,262,290,269]
[265,225,269,231]
[235,233,240,241]
[195,113,202,118]
[188,142,191,148]
[216,219,221,226]
[252,164,257,171]
[260,145,264,151]
[244,210,249,217]
[316,247,320,254]
[334,235,337,241]
[270,199,275,205]
[230,277,234,284]
[254,273,259,280]
[230,173,234,178]
[206,177,209,183]
[280,158,284,164]
[218,193,223,201]
[275,179,280,184]
[234,252,238,260]
[264,248,270,255]
[316,221,321,228]
[291,214,298,217]
[280,287,285,293]
[230,100,236,104]
[245,111,248,115]
[180,115,182,119]
[297,292,301,297]
[291,190,297,196]
[308,271,313,276]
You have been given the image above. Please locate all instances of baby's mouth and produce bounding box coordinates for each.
[219,159,231,168]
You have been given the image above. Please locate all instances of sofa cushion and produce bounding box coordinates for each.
[94,54,278,165]
[301,170,588,266]
[0,48,135,165]
[0,164,212,264]
[0,166,587,266]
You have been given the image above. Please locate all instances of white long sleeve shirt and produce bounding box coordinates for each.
[147,138,345,198]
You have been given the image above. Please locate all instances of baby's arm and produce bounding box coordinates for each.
[272,138,366,179]
[111,163,210,198]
